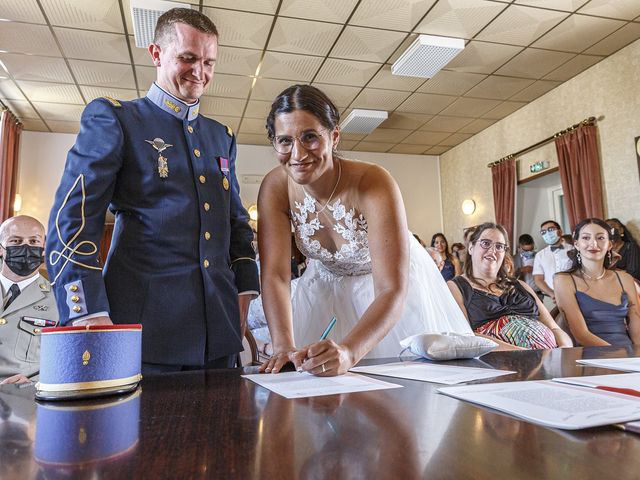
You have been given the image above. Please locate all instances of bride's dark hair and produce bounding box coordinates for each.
[266,85,340,141]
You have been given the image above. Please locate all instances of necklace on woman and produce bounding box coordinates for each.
[302,159,342,214]
[581,267,606,280]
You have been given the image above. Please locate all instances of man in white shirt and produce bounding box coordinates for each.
[0,216,58,384]
[533,220,574,302]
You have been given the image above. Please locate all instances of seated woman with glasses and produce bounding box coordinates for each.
[447,222,572,350]
[258,84,474,376]
[554,218,640,347]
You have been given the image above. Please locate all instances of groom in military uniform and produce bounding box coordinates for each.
[0,216,58,384]
[46,8,259,373]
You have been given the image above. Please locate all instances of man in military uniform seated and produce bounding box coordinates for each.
[0,216,58,385]
[46,8,259,374]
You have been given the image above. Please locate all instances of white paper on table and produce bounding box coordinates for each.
[438,380,640,430]
[349,361,516,385]
[241,371,402,399]
[576,357,640,372]
[552,372,640,390]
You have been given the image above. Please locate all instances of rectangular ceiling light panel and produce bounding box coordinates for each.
[340,109,388,133]
[392,35,465,78]
[131,0,191,48]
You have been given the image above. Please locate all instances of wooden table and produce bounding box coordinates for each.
[2,346,640,479]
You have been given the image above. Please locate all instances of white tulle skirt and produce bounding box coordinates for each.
[292,236,473,359]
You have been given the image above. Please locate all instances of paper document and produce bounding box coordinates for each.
[577,357,640,372]
[553,372,640,392]
[349,361,516,385]
[242,371,402,399]
[439,380,640,430]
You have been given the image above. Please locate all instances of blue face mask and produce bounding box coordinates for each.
[542,231,559,245]
[521,250,535,260]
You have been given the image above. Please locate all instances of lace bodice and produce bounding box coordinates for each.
[290,190,371,277]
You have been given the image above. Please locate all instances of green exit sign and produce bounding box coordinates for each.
[529,161,549,173]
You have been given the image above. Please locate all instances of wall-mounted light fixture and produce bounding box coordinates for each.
[13,193,22,213]
[248,204,258,221]
[461,199,476,216]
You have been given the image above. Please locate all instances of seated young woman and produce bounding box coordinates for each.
[554,218,640,347]
[447,222,573,350]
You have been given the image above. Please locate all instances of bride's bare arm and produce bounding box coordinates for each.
[257,169,305,373]
[303,164,409,374]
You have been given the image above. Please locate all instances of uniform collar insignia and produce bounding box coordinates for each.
[147,83,200,122]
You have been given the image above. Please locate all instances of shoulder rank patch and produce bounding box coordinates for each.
[226,125,233,137]
[102,96,122,107]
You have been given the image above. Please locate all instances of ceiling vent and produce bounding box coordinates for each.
[392,35,465,78]
[340,109,388,134]
[130,0,191,48]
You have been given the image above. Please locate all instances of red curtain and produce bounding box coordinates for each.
[555,124,604,231]
[491,158,516,247]
[0,109,22,221]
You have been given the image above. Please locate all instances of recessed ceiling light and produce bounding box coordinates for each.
[340,109,388,134]
[130,0,191,48]
[392,35,465,78]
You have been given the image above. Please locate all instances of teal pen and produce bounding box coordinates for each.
[298,317,337,372]
[320,316,337,340]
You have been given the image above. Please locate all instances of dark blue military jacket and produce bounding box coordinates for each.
[46,83,259,365]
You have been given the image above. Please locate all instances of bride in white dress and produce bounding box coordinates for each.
[258,85,472,376]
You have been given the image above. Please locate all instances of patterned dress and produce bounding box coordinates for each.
[289,184,472,359]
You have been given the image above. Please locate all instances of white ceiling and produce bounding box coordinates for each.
[1,0,639,155]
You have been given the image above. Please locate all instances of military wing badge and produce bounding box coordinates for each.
[145,138,174,178]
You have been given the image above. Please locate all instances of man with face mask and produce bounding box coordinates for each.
[532,220,574,301]
[0,216,59,384]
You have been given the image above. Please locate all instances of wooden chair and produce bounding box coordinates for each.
[237,329,260,367]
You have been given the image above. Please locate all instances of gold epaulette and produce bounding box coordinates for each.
[226,125,233,137]
[102,96,122,107]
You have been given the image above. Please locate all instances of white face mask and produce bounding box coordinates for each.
[542,230,560,245]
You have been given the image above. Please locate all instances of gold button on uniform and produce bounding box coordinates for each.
[0,318,6,325]
[203,259,210,268]
[71,295,80,303]
[70,285,79,292]
[194,148,201,157]
[72,306,81,313]
[187,125,194,133]
[204,202,210,211]
[199,175,206,184]
[34,328,41,334]
[204,232,211,240]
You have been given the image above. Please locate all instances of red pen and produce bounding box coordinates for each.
[596,386,640,397]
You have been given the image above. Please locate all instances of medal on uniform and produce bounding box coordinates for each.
[218,157,230,190]
[145,138,173,178]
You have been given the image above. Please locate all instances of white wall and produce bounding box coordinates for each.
[18,133,443,241]
[516,171,563,248]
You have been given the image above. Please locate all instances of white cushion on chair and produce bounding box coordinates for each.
[400,332,497,361]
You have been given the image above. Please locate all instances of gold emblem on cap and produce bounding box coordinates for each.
[82,350,91,366]
[72,305,81,313]
[70,284,79,292]
[223,177,229,190]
